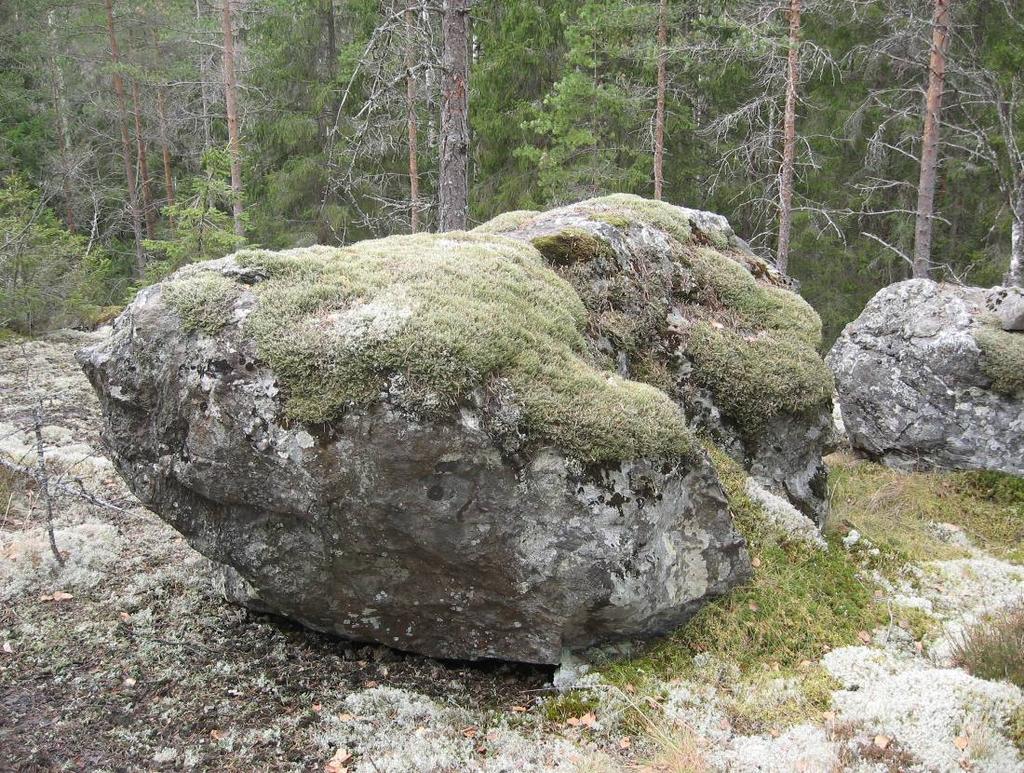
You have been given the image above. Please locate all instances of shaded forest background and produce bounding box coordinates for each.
[2,0,1022,344]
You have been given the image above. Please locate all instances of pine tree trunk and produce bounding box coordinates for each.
[47,10,75,232]
[130,79,157,239]
[152,30,175,222]
[1009,191,1023,287]
[653,0,668,201]
[406,6,421,233]
[912,0,951,279]
[155,85,175,220]
[103,0,145,271]
[776,0,801,275]
[196,0,212,152]
[438,0,469,232]
[221,0,245,236]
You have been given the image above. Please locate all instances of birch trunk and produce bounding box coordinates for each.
[221,0,245,236]
[912,0,952,279]
[776,0,801,274]
[438,0,469,232]
[653,0,668,200]
[1010,193,1023,287]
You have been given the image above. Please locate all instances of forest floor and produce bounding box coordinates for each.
[1,330,1022,772]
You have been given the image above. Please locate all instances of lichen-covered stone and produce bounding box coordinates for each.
[828,279,1024,475]
[78,229,751,664]
[475,194,834,522]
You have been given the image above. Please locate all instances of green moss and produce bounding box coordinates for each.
[470,209,539,234]
[166,235,696,463]
[601,448,886,689]
[691,248,822,347]
[541,691,600,723]
[530,228,614,266]
[581,193,693,244]
[163,270,239,335]
[975,321,1024,397]
[588,211,633,229]
[686,323,833,436]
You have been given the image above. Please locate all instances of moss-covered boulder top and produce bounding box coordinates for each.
[474,195,831,435]
[475,194,835,521]
[162,230,696,463]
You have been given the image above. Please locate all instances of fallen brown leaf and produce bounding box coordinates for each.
[874,735,891,750]
[857,630,872,644]
[325,747,351,773]
[210,729,224,741]
[954,736,969,751]
[619,736,631,750]
[579,712,597,728]
[338,713,355,722]
[511,705,527,713]
[462,726,478,738]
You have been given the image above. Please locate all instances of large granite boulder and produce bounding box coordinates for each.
[828,279,1024,474]
[475,195,835,522]
[79,196,830,663]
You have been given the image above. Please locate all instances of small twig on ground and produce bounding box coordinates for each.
[33,399,64,567]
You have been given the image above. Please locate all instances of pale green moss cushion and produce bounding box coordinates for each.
[163,233,696,462]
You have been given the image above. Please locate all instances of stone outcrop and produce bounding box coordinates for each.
[828,279,1024,475]
[476,195,835,522]
[79,196,832,663]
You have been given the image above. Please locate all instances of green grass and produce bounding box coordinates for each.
[541,691,600,723]
[599,448,885,731]
[829,453,1024,565]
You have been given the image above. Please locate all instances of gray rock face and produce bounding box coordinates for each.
[828,279,1024,475]
[987,285,1024,331]
[478,197,834,523]
[78,236,751,664]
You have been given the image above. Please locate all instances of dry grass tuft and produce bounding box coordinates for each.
[952,602,1024,688]
[828,453,1024,566]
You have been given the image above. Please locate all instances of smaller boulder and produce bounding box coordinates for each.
[987,285,1024,331]
[828,279,1024,475]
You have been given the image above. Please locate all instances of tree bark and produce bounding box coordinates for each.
[653,0,668,201]
[912,0,951,279]
[1010,191,1023,287]
[103,0,145,271]
[152,30,175,222]
[130,78,157,239]
[406,6,421,233]
[776,0,801,275]
[155,84,175,219]
[220,0,245,236]
[196,0,212,152]
[47,10,75,232]
[438,0,470,232]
